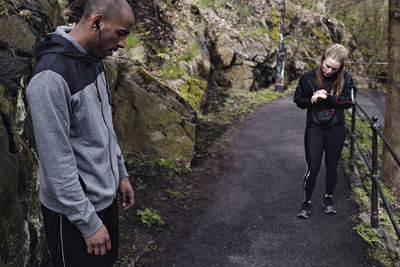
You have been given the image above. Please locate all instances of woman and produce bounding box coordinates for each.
[293,44,356,219]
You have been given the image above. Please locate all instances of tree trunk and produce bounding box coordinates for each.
[381,0,400,195]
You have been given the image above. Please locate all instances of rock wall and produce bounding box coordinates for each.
[110,65,197,161]
[121,0,350,96]
[0,1,60,266]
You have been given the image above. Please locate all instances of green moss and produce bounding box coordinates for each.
[285,2,297,21]
[0,1,9,14]
[269,8,281,46]
[157,125,194,161]
[136,67,185,100]
[137,67,168,88]
[177,77,206,111]
[312,26,331,44]
[182,121,196,141]
[0,84,14,117]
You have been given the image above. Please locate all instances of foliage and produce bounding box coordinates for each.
[196,0,213,7]
[354,221,400,266]
[349,185,370,208]
[362,177,397,206]
[341,148,350,162]
[344,111,383,156]
[165,189,185,199]
[149,156,191,176]
[247,26,269,43]
[136,208,165,229]
[126,33,141,50]
[177,41,202,62]
[160,62,184,80]
[292,0,388,81]
[236,2,250,19]
[353,223,382,247]
[343,109,400,266]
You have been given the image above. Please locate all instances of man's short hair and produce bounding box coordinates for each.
[83,0,133,21]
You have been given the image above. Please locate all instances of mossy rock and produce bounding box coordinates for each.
[153,124,194,161]
[113,75,195,161]
[312,26,331,45]
[0,116,28,267]
[0,84,14,117]
[37,0,61,29]
[227,64,254,91]
[177,77,207,111]
[0,50,29,90]
[0,16,37,54]
[182,120,196,141]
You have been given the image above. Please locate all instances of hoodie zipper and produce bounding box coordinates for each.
[93,64,118,188]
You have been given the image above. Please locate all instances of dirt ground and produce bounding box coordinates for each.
[114,107,239,267]
[115,133,235,266]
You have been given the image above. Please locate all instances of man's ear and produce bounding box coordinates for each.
[91,15,103,31]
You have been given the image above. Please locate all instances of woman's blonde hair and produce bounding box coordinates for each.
[316,44,348,95]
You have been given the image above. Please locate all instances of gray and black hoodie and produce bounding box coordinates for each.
[27,26,128,238]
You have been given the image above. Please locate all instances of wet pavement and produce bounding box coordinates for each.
[169,89,386,267]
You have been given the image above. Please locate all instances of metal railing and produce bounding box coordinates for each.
[349,101,400,239]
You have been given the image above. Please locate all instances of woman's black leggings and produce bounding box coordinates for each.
[303,124,346,202]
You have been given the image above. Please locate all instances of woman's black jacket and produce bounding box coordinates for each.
[293,69,356,128]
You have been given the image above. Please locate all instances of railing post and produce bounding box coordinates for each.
[371,116,379,228]
[349,103,356,171]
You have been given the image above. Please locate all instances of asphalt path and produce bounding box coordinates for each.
[169,89,385,267]
[356,89,386,125]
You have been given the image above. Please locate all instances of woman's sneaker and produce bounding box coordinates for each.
[323,196,337,214]
[296,202,312,219]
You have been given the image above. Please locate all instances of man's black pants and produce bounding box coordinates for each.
[41,199,119,267]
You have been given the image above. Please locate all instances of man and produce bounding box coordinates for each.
[26,0,135,265]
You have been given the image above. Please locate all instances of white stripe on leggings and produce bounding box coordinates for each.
[302,164,311,201]
[59,214,66,267]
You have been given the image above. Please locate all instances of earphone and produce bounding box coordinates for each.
[93,19,100,31]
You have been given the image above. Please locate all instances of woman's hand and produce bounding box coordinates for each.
[311,91,327,103]
[313,89,327,96]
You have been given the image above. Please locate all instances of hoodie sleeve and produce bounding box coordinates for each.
[293,73,313,109]
[27,70,102,238]
[326,74,357,109]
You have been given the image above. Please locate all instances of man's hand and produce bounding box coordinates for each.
[84,224,111,255]
[119,177,134,210]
